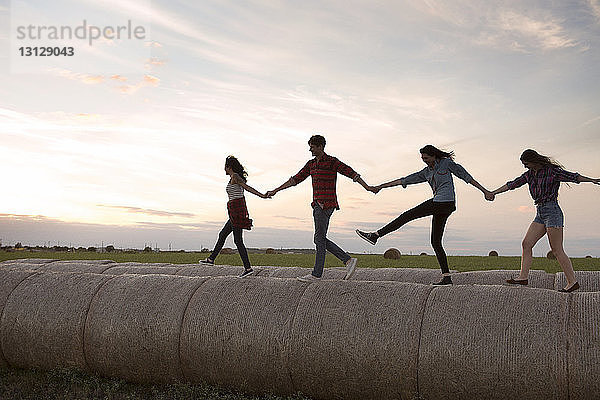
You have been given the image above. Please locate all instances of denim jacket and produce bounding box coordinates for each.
[401,158,473,202]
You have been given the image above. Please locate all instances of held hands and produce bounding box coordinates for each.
[260,192,272,199]
[366,185,381,194]
[484,190,495,201]
[265,190,277,198]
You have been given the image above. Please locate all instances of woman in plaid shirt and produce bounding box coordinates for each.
[492,149,599,292]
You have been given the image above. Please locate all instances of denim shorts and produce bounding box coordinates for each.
[533,200,564,228]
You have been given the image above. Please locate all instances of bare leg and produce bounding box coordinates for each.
[519,222,546,280]
[547,227,577,288]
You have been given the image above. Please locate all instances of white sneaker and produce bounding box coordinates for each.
[344,258,357,280]
[297,273,321,282]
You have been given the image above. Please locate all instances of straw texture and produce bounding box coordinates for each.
[177,264,253,277]
[40,261,116,274]
[102,264,182,275]
[351,267,445,283]
[84,274,208,383]
[0,269,39,367]
[567,292,600,400]
[0,258,57,265]
[266,266,347,279]
[419,285,568,400]
[180,276,307,395]
[452,269,556,289]
[1,272,113,370]
[288,280,433,400]
[555,271,600,292]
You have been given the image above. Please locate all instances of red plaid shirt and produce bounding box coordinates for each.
[507,166,580,205]
[291,153,360,209]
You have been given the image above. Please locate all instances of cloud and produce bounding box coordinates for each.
[146,58,166,66]
[111,74,128,82]
[588,0,600,21]
[517,205,535,213]
[97,205,195,218]
[118,74,160,94]
[52,68,105,84]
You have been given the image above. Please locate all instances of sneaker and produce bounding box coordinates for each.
[356,229,378,245]
[199,258,214,265]
[297,274,321,282]
[433,276,453,285]
[238,268,254,278]
[344,258,358,280]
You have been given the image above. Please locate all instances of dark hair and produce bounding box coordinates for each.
[308,134,326,148]
[520,149,563,168]
[225,156,248,182]
[420,145,454,160]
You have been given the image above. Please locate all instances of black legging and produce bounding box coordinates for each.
[209,220,251,269]
[377,199,456,274]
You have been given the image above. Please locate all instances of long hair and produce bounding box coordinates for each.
[225,156,248,182]
[520,149,563,169]
[420,145,455,160]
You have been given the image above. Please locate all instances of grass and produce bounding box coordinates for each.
[1,250,598,399]
[1,250,599,274]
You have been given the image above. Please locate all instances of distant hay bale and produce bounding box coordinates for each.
[180,276,308,394]
[0,269,39,367]
[547,250,557,259]
[288,281,433,399]
[383,248,401,259]
[265,248,277,254]
[488,250,499,257]
[452,270,556,290]
[0,272,113,370]
[85,274,208,383]
[420,252,428,256]
[419,285,568,399]
[567,292,600,399]
[555,271,600,292]
[585,255,593,258]
[221,248,235,254]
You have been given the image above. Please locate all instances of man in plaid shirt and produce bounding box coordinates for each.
[267,135,376,282]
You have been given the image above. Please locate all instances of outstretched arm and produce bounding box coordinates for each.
[491,184,510,196]
[375,178,405,192]
[266,177,296,197]
[232,174,270,199]
[577,175,600,184]
[469,178,495,201]
[355,176,378,193]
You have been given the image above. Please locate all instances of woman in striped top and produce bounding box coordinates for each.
[492,149,599,292]
[201,156,270,278]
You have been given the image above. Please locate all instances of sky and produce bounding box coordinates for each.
[0,0,599,257]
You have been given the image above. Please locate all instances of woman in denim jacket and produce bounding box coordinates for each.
[356,145,494,285]
[492,149,599,292]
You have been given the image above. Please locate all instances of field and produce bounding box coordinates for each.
[1,250,598,399]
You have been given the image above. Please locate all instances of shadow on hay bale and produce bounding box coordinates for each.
[383,248,401,259]
[452,269,555,289]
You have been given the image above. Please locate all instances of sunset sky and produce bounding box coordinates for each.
[1,0,599,257]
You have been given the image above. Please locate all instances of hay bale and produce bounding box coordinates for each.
[265,248,277,254]
[419,285,568,399]
[351,267,446,284]
[102,264,181,275]
[0,272,113,370]
[555,271,600,292]
[547,250,557,259]
[567,292,600,400]
[221,247,235,254]
[0,258,57,265]
[176,264,247,277]
[0,262,46,272]
[85,274,208,383]
[0,269,39,367]
[383,248,401,259]
[180,276,308,394]
[288,281,433,399]
[40,261,115,274]
[585,255,593,258]
[452,269,556,289]
[488,250,499,257]
[47,259,115,265]
[267,266,346,280]
[420,252,428,256]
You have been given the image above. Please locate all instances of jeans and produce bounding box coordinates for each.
[377,199,456,274]
[209,220,251,269]
[312,204,351,278]
[533,200,564,228]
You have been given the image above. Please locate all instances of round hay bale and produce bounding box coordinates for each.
[0,262,45,272]
[0,269,39,367]
[288,281,433,399]
[220,247,235,255]
[0,258,57,265]
[265,248,276,254]
[567,292,600,399]
[40,261,115,274]
[419,285,568,399]
[268,266,346,280]
[420,252,428,256]
[554,271,600,292]
[351,267,445,284]
[585,255,593,259]
[488,250,499,257]
[85,274,208,383]
[180,276,308,394]
[176,264,247,277]
[452,270,556,290]
[102,264,181,275]
[547,250,557,259]
[0,271,113,370]
[383,248,401,259]
[48,259,115,265]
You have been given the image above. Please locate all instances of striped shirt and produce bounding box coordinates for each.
[506,166,580,205]
[291,153,360,209]
[226,182,244,201]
